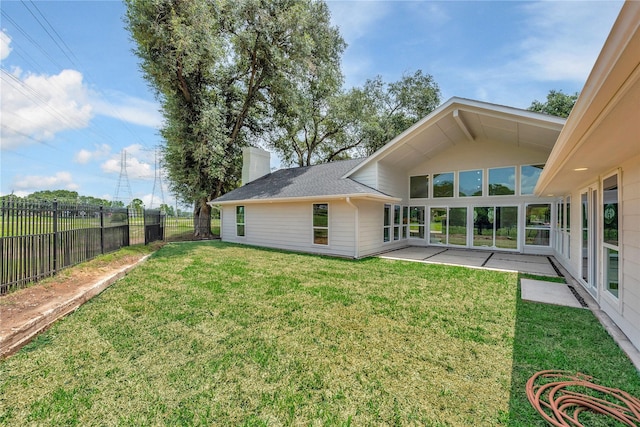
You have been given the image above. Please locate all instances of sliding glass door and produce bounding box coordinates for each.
[429,207,467,246]
[473,206,518,250]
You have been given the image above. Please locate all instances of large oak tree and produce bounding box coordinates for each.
[125,0,343,237]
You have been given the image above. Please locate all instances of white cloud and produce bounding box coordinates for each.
[328,1,391,42]
[13,171,79,192]
[74,143,111,164]
[0,69,93,150]
[92,92,163,128]
[515,1,623,82]
[0,30,12,60]
[101,143,154,180]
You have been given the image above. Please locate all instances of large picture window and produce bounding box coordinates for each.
[488,167,516,196]
[603,173,619,297]
[459,170,483,197]
[433,172,454,198]
[313,203,329,245]
[236,206,245,237]
[410,175,429,198]
[520,164,544,195]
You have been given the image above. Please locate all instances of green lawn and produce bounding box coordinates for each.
[1,242,638,426]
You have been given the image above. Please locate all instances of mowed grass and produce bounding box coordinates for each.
[1,242,639,426]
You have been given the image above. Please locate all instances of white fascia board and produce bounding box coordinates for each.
[207,193,401,206]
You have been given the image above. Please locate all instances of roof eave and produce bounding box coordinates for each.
[208,193,401,206]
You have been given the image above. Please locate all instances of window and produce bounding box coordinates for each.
[520,164,544,195]
[394,205,401,241]
[433,172,454,198]
[473,206,518,249]
[236,206,245,237]
[410,175,429,198]
[430,207,467,246]
[383,204,391,242]
[409,206,425,239]
[313,203,329,245]
[566,196,571,259]
[402,206,408,239]
[525,203,551,246]
[459,170,483,197]
[603,173,619,297]
[488,167,516,196]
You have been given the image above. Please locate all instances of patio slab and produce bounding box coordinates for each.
[520,278,584,309]
[379,247,561,277]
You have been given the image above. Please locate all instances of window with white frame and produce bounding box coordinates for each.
[603,173,619,298]
[383,204,391,242]
[488,167,516,196]
[236,206,245,237]
[410,175,429,198]
[409,206,425,239]
[459,169,483,197]
[313,203,329,245]
[393,205,401,240]
[433,172,454,198]
[520,164,545,195]
[402,206,408,239]
[525,203,551,246]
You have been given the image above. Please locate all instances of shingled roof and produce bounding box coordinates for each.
[212,158,393,204]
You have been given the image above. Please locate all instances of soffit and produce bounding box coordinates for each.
[377,103,563,170]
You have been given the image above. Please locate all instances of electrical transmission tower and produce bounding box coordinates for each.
[113,149,134,207]
[149,149,166,209]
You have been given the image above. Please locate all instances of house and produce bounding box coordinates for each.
[535,1,640,353]
[211,2,639,351]
[213,98,564,259]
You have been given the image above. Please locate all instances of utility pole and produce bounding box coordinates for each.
[149,149,166,210]
[113,149,133,207]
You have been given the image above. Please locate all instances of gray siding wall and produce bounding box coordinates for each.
[220,201,356,257]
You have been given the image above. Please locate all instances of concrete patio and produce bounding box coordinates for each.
[378,246,561,277]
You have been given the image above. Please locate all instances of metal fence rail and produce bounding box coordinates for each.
[1,199,136,294]
[0,197,220,294]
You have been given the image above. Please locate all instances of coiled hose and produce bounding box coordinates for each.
[526,370,640,426]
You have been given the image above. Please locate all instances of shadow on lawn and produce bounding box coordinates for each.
[507,273,640,426]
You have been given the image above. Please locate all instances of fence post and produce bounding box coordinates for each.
[52,199,58,273]
[100,206,105,254]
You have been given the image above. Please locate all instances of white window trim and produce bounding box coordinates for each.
[458,169,484,198]
[524,203,552,247]
[236,205,245,238]
[601,169,622,306]
[312,202,330,246]
[432,171,455,199]
[487,166,517,197]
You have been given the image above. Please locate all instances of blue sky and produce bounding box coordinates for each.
[0,0,623,207]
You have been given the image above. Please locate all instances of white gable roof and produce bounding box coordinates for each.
[344,97,565,179]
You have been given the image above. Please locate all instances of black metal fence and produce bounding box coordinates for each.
[0,198,164,295]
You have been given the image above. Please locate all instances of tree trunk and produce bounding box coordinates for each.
[193,199,212,238]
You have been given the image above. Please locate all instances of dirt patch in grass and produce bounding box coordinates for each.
[0,243,161,345]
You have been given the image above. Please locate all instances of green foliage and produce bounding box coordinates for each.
[125,0,344,236]
[2,190,118,207]
[270,70,441,166]
[528,89,579,118]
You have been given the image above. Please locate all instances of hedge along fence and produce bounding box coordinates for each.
[0,198,164,295]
